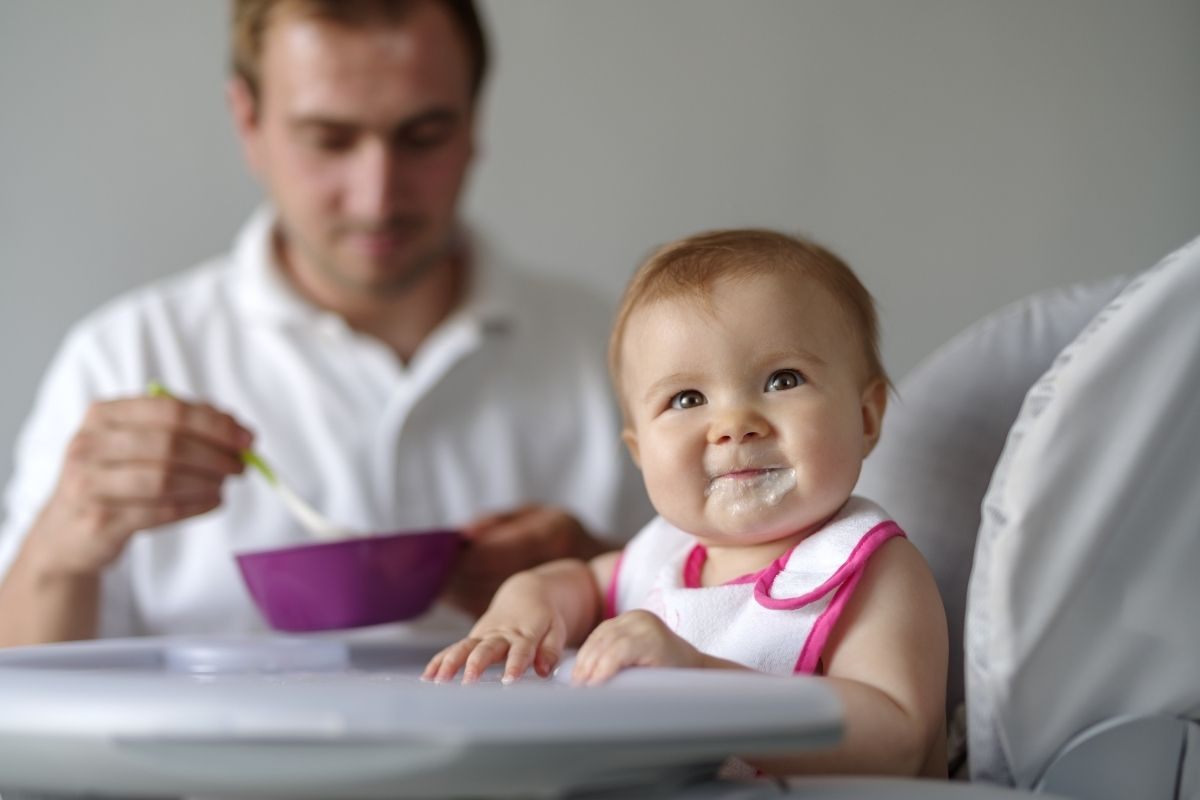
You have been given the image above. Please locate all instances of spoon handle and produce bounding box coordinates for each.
[146,380,350,542]
[147,380,276,483]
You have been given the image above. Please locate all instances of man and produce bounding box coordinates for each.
[0,0,651,646]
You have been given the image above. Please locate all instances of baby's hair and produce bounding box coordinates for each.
[609,228,888,406]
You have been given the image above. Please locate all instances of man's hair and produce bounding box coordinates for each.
[230,0,489,103]
[609,228,888,404]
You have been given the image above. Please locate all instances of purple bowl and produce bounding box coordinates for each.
[235,529,462,633]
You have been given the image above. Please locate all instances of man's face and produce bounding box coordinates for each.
[619,272,885,546]
[232,3,477,298]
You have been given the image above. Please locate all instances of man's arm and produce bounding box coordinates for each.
[0,396,252,647]
[0,532,101,644]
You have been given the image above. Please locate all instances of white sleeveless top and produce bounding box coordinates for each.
[606,496,904,675]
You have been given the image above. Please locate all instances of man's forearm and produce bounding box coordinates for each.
[0,533,100,647]
[566,527,616,562]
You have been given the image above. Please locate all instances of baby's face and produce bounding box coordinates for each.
[619,271,883,546]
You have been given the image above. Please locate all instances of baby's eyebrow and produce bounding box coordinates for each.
[759,347,827,369]
[641,372,700,405]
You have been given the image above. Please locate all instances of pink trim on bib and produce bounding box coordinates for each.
[795,568,865,674]
[682,544,784,589]
[754,521,903,611]
[791,523,905,673]
[682,545,706,588]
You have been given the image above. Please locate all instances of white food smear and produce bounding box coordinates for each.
[704,468,797,516]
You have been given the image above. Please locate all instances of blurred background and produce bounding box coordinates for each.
[1,0,1199,493]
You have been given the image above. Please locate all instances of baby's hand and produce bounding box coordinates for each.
[422,575,567,684]
[571,609,704,685]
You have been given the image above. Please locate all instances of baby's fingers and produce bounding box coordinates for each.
[424,638,479,683]
[499,637,540,684]
[572,631,625,686]
[462,636,514,683]
[533,639,562,678]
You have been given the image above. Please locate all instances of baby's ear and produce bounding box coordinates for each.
[621,428,641,468]
[860,377,888,457]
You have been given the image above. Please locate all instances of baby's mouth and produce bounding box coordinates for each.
[703,465,797,506]
[714,467,781,481]
[705,465,788,492]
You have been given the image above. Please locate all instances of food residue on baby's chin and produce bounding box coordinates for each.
[704,467,797,517]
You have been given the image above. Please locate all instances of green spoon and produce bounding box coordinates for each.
[148,380,351,541]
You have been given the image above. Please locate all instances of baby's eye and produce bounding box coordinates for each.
[765,369,805,392]
[670,390,707,410]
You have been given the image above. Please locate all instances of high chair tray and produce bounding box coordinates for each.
[0,636,841,799]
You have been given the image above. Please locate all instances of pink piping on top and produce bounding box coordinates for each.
[791,523,905,674]
[682,544,782,589]
[608,519,904,674]
[604,550,625,620]
[682,545,706,588]
[795,567,864,674]
[754,520,903,611]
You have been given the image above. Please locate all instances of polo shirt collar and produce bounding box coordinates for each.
[230,206,518,333]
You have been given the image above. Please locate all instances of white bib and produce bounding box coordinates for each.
[609,496,903,675]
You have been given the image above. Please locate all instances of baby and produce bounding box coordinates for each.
[425,229,947,776]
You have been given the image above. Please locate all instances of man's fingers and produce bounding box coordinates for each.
[30,395,249,577]
[87,397,253,453]
[67,462,226,504]
[455,510,562,577]
[85,428,246,478]
[459,505,534,539]
[112,497,223,532]
[438,575,496,619]
[455,534,536,584]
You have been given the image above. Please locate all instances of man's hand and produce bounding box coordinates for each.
[26,394,253,577]
[442,505,612,618]
[571,609,705,685]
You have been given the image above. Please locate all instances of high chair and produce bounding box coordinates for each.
[0,236,1196,799]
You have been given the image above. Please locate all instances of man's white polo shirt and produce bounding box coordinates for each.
[0,209,652,637]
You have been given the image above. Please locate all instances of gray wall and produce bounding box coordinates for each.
[2,0,1199,496]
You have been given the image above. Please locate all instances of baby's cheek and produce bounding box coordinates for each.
[641,455,686,505]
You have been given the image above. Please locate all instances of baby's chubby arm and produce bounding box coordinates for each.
[747,537,949,778]
[423,552,619,684]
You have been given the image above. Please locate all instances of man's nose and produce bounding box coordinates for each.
[707,407,770,445]
[347,140,402,219]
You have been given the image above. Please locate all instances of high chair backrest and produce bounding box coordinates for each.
[965,234,1200,792]
[856,235,1200,797]
[855,275,1127,726]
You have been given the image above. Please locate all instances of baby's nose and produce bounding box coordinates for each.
[707,408,770,445]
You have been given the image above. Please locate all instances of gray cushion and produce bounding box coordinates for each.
[967,234,1200,787]
[855,276,1127,721]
